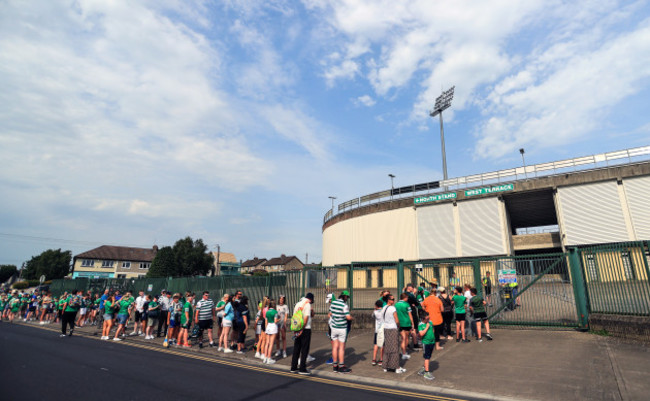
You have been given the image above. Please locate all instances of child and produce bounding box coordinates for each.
[371,300,384,366]
[469,287,493,342]
[417,313,435,380]
[452,286,469,343]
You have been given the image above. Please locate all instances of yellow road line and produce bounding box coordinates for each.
[15,322,467,401]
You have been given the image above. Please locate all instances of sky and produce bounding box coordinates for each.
[1,0,649,268]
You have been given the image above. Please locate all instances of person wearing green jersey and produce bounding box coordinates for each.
[469,288,493,342]
[56,293,67,324]
[101,295,116,340]
[417,313,436,381]
[8,293,21,323]
[263,300,279,364]
[61,290,82,337]
[177,293,194,348]
[145,295,160,340]
[113,292,134,341]
[395,293,414,360]
[452,287,469,343]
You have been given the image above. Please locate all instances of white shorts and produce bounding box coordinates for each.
[330,327,347,342]
[80,308,87,315]
[222,319,232,328]
[265,323,278,335]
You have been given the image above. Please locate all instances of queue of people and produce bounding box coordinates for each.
[4,282,495,382]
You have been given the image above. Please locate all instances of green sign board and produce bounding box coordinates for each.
[414,192,457,205]
[464,183,514,197]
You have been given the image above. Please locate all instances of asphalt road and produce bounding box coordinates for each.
[0,323,479,401]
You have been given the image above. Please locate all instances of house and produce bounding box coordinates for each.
[262,254,304,272]
[211,251,240,275]
[240,257,267,274]
[72,245,158,279]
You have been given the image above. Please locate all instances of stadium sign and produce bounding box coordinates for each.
[464,183,514,197]
[414,192,457,205]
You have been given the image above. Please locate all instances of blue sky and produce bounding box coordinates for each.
[1,0,649,267]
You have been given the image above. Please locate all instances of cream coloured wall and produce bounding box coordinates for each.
[323,207,418,266]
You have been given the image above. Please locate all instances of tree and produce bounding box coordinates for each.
[147,246,176,278]
[0,265,18,283]
[173,237,214,277]
[22,249,71,280]
[148,237,214,278]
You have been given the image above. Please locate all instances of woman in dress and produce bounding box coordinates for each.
[382,294,406,374]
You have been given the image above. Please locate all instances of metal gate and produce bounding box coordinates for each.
[404,253,581,329]
[487,254,579,328]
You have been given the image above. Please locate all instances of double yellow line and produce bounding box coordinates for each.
[17,322,466,401]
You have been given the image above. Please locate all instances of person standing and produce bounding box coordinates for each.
[157,291,170,338]
[417,313,436,380]
[329,291,353,373]
[60,290,82,337]
[219,296,235,353]
[482,271,493,306]
[382,295,406,374]
[235,296,250,354]
[469,287,493,342]
[145,295,160,340]
[194,291,216,348]
[395,293,414,359]
[101,295,115,340]
[452,287,469,343]
[263,300,279,364]
[132,291,146,336]
[421,288,445,350]
[178,293,194,348]
[290,293,314,375]
[113,292,135,341]
[274,295,289,359]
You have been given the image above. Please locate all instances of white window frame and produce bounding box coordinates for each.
[122,262,131,269]
[621,251,636,280]
[586,254,598,282]
[81,259,94,267]
[139,262,151,270]
[101,260,115,268]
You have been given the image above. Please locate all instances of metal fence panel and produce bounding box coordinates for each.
[579,241,650,316]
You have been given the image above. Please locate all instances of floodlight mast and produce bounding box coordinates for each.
[429,86,455,185]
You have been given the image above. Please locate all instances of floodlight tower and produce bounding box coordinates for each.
[429,86,455,184]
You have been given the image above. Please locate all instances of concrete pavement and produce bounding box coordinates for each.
[15,320,650,401]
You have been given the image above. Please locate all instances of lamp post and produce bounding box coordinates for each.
[214,244,221,277]
[388,174,395,201]
[430,86,455,188]
[519,148,528,180]
[328,196,336,213]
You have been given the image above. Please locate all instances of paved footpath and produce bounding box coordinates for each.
[13,320,650,401]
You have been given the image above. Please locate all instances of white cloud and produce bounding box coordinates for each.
[260,104,331,160]
[475,20,650,158]
[354,95,376,107]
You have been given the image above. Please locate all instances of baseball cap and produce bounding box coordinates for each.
[341,290,350,297]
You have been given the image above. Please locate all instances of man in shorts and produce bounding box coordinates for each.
[469,287,493,341]
[194,291,215,348]
[132,291,146,336]
[395,292,414,359]
[329,290,353,374]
